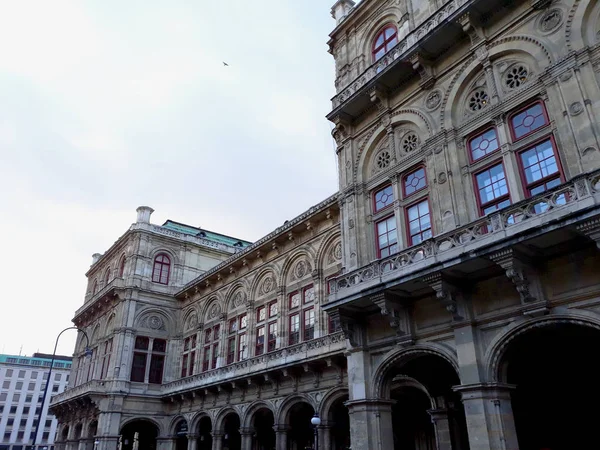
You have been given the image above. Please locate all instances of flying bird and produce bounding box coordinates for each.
[223,62,229,66]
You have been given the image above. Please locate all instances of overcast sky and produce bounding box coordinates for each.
[0,0,339,357]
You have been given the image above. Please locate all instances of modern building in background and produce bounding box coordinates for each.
[0,354,72,450]
[50,0,600,449]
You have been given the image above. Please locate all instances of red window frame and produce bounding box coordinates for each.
[289,313,300,345]
[375,215,398,258]
[473,161,512,216]
[303,308,315,341]
[181,335,197,378]
[152,254,171,285]
[405,198,433,246]
[268,300,278,318]
[118,256,126,278]
[237,333,247,361]
[100,338,112,379]
[226,338,236,365]
[289,290,302,309]
[303,285,315,304]
[239,314,247,330]
[373,184,394,213]
[202,346,210,372]
[256,326,265,356]
[516,136,565,198]
[467,127,500,163]
[372,25,398,62]
[268,322,277,352]
[104,269,111,286]
[257,306,266,323]
[402,166,427,198]
[508,101,550,141]
[211,343,218,369]
[328,314,342,334]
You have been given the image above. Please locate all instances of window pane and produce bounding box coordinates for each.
[304,286,315,304]
[290,292,301,308]
[130,353,146,382]
[153,339,166,352]
[520,140,559,185]
[148,355,164,384]
[257,306,266,322]
[407,201,431,245]
[239,314,247,329]
[374,185,394,212]
[134,337,149,350]
[385,27,395,39]
[469,128,499,161]
[476,164,508,205]
[269,302,278,318]
[404,168,427,196]
[511,103,547,139]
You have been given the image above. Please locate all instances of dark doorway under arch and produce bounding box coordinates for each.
[174,419,188,450]
[223,412,241,450]
[288,402,315,450]
[500,323,600,450]
[328,396,350,450]
[198,416,213,450]
[120,420,159,450]
[252,408,275,450]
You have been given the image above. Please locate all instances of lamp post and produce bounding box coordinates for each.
[310,413,321,450]
[31,327,92,450]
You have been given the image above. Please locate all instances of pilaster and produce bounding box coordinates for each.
[345,399,395,450]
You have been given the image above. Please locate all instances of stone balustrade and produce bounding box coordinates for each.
[331,0,472,110]
[330,170,600,296]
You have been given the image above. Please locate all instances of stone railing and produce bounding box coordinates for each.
[83,277,124,304]
[162,332,345,396]
[331,0,471,110]
[330,170,600,295]
[50,380,106,405]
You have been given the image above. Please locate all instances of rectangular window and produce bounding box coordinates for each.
[181,354,189,378]
[468,128,500,161]
[10,406,17,414]
[510,102,548,140]
[5,369,13,377]
[257,306,266,322]
[475,163,511,215]
[289,314,300,345]
[268,301,278,318]
[227,338,236,365]
[181,335,197,378]
[229,318,238,334]
[329,314,342,333]
[130,353,147,382]
[268,322,277,352]
[239,314,247,330]
[100,338,113,379]
[403,167,427,197]
[28,383,35,391]
[407,200,432,245]
[18,370,25,378]
[148,339,166,384]
[519,139,562,196]
[256,327,265,356]
[211,343,219,370]
[45,420,52,427]
[303,308,315,341]
[16,381,23,390]
[289,291,301,309]
[20,419,27,427]
[2,380,9,389]
[303,285,315,304]
[238,333,248,361]
[373,185,394,212]
[202,346,210,372]
[23,407,29,414]
[42,432,49,441]
[376,216,398,257]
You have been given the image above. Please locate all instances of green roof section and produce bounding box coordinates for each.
[0,353,72,369]
[161,220,253,248]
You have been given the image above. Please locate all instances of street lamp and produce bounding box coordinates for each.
[311,413,321,450]
[31,327,92,450]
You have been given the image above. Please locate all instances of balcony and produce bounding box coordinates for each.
[50,380,106,406]
[162,331,346,397]
[328,0,510,120]
[328,170,600,304]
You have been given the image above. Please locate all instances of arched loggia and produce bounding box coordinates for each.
[251,407,275,450]
[120,420,159,450]
[497,321,600,449]
[287,402,315,450]
[197,416,213,450]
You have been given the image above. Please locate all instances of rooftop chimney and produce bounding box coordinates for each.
[136,206,154,224]
[331,0,355,25]
[92,253,102,265]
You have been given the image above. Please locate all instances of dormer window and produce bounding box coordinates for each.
[372,25,398,62]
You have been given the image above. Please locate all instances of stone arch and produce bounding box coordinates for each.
[133,308,173,333]
[168,415,189,435]
[149,247,179,265]
[87,420,98,438]
[318,386,349,419]
[90,323,101,344]
[566,0,597,51]
[182,307,198,333]
[315,231,342,273]
[360,10,405,65]
[355,110,433,183]
[484,310,600,383]
[442,35,554,129]
[250,266,279,300]
[275,393,316,424]
[242,400,275,428]
[280,249,316,287]
[214,407,242,432]
[201,296,224,324]
[190,412,212,432]
[371,344,459,398]
[391,375,437,408]
[119,416,163,436]
[225,282,250,312]
[104,313,116,336]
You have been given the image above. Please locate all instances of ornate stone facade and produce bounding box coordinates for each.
[51,0,600,449]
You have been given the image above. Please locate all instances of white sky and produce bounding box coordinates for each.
[0,0,338,357]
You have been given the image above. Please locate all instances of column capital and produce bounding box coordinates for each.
[453,382,516,400]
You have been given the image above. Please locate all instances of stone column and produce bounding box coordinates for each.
[79,438,93,450]
[211,433,223,450]
[319,425,331,450]
[428,409,452,450]
[454,383,519,450]
[345,399,395,450]
[93,436,119,450]
[240,428,253,450]
[273,425,288,450]
[156,437,174,450]
[187,434,198,450]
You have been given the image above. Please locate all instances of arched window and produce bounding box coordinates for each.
[104,268,111,286]
[372,25,398,61]
[92,279,98,295]
[152,254,171,285]
[118,256,126,278]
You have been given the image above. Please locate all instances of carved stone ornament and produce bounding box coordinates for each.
[437,172,448,184]
[569,102,584,116]
[232,292,245,309]
[294,260,308,279]
[148,315,164,330]
[539,8,563,33]
[402,132,419,153]
[187,313,198,331]
[261,276,274,294]
[373,149,392,172]
[331,242,342,262]
[208,303,221,320]
[425,89,442,111]
[559,71,573,82]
